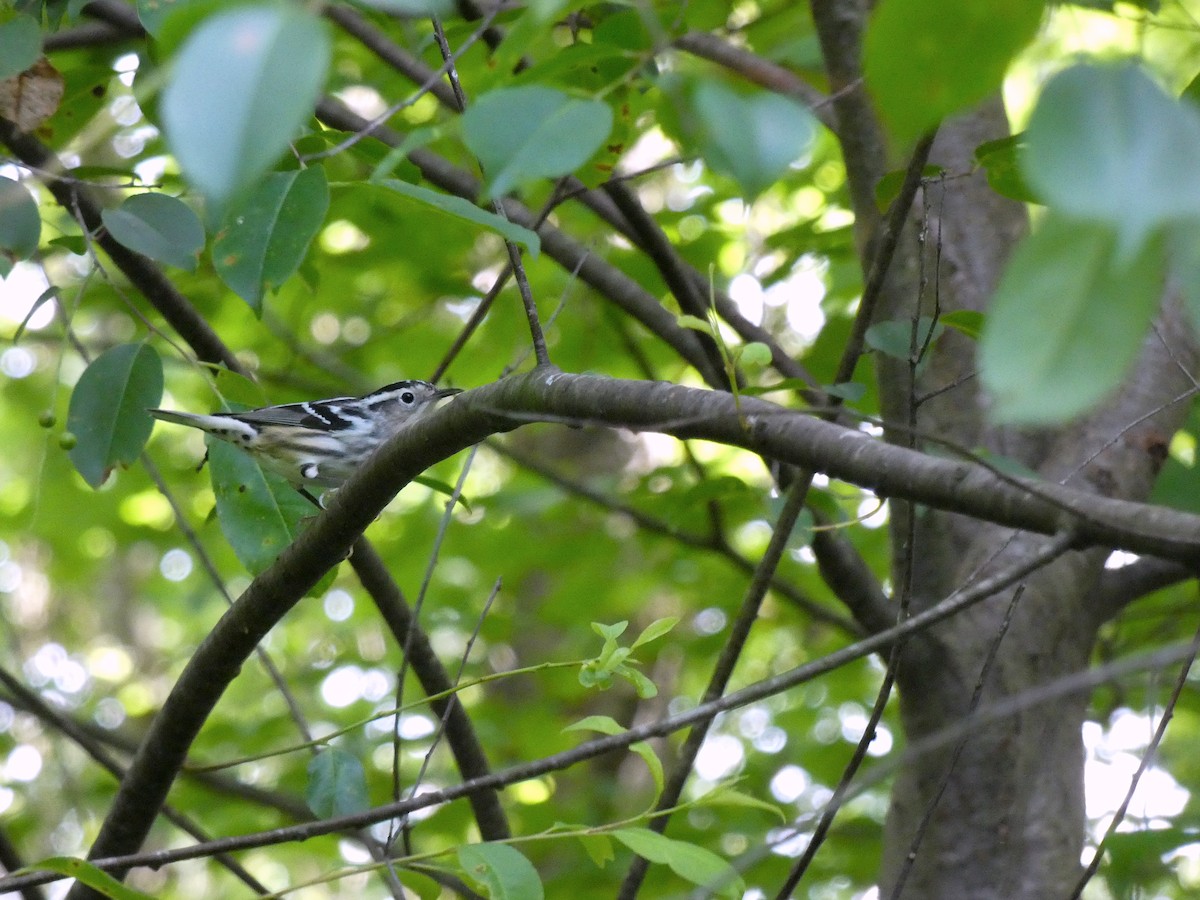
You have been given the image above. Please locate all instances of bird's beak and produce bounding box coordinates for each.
[435,387,463,400]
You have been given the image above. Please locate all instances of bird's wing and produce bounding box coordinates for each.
[231,399,357,430]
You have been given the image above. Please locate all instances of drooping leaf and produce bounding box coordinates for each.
[864,0,1044,142]
[611,828,744,898]
[1025,63,1200,253]
[979,213,1163,424]
[101,193,204,271]
[207,435,314,574]
[306,747,370,818]
[67,344,163,488]
[0,175,40,261]
[462,85,613,200]
[212,165,330,313]
[372,178,540,257]
[458,843,545,900]
[161,5,330,203]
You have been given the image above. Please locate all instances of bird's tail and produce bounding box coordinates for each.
[147,409,223,431]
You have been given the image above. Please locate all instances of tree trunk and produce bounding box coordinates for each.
[806,6,1200,893]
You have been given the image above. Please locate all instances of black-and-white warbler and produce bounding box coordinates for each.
[149,380,461,489]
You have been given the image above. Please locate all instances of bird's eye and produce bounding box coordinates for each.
[400,391,415,404]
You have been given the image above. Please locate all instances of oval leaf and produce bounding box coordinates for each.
[457,843,544,900]
[689,81,814,199]
[306,747,369,818]
[865,0,1044,142]
[463,86,613,200]
[0,15,42,80]
[213,165,330,313]
[979,213,1162,424]
[0,175,40,260]
[101,192,204,270]
[611,828,744,899]
[67,344,163,488]
[208,435,314,574]
[1025,63,1200,251]
[161,5,330,203]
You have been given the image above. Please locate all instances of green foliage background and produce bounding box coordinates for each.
[4,0,1200,897]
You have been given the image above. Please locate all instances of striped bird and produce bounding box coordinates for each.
[149,380,461,489]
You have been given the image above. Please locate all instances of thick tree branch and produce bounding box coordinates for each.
[70,371,1200,893]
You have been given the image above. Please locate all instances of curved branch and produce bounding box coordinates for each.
[70,371,1200,895]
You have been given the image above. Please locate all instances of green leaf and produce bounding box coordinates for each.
[372,179,540,257]
[822,381,866,402]
[563,715,624,736]
[208,434,314,574]
[212,166,330,313]
[0,15,41,79]
[874,165,944,209]
[675,313,714,335]
[738,341,772,367]
[577,833,615,868]
[458,843,544,900]
[631,616,679,650]
[396,869,444,900]
[938,309,985,341]
[979,213,1163,424]
[101,193,204,271]
[688,81,814,199]
[611,828,744,898]
[306,748,370,818]
[699,785,787,822]
[40,64,112,146]
[161,5,330,203]
[0,176,41,260]
[19,857,156,899]
[630,740,664,793]
[67,344,163,488]
[462,86,614,200]
[974,134,1039,204]
[1025,63,1200,252]
[864,0,1044,142]
[863,316,943,361]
